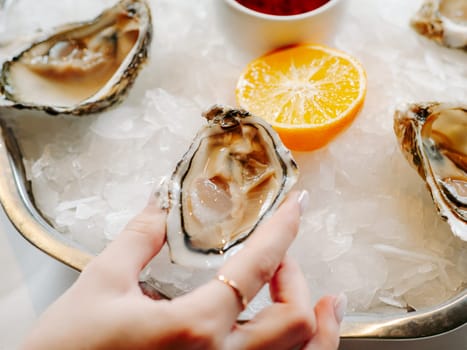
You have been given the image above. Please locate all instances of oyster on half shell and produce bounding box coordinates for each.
[394,103,466,241]
[0,0,152,115]
[166,105,299,268]
[411,0,467,48]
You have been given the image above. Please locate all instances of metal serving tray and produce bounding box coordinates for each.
[0,118,465,339]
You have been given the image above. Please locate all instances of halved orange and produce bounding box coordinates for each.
[236,44,367,152]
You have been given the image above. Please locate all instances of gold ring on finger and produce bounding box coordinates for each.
[216,274,248,311]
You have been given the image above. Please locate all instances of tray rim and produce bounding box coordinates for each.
[0,119,465,339]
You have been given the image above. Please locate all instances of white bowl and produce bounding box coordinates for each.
[215,0,346,55]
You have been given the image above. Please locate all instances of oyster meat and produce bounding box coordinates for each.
[166,105,299,268]
[394,102,466,241]
[411,0,467,48]
[0,0,152,115]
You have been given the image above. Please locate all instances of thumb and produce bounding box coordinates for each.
[305,295,345,350]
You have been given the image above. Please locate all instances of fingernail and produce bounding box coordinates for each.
[333,293,347,324]
[297,190,309,215]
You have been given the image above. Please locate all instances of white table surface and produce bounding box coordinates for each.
[0,207,79,350]
[0,203,465,349]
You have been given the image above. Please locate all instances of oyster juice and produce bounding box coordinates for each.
[0,0,152,115]
[166,106,299,268]
[394,102,467,241]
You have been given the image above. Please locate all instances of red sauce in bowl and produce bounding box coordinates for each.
[235,0,331,16]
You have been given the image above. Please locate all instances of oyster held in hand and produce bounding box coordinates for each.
[394,103,466,240]
[0,0,152,115]
[411,0,467,48]
[166,106,299,268]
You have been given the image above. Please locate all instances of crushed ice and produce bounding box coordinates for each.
[1,0,466,313]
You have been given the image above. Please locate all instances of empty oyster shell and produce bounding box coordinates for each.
[0,0,152,115]
[411,0,467,48]
[394,102,466,241]
[166,105,299,268]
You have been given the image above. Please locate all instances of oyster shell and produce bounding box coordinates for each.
[166,105,299,268]
[411,0,467,48]
[0,0,152,115]
[394,102,466,240]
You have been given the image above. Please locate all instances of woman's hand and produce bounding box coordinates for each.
[22,191,345,350]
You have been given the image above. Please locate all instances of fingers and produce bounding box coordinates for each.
[224,257,315,350]
[225,304,314,350]
[180,190,307,330]
[305,295,346,350]
[269,256,316,331]
[220,190,307,305]
[91,194,167,279]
